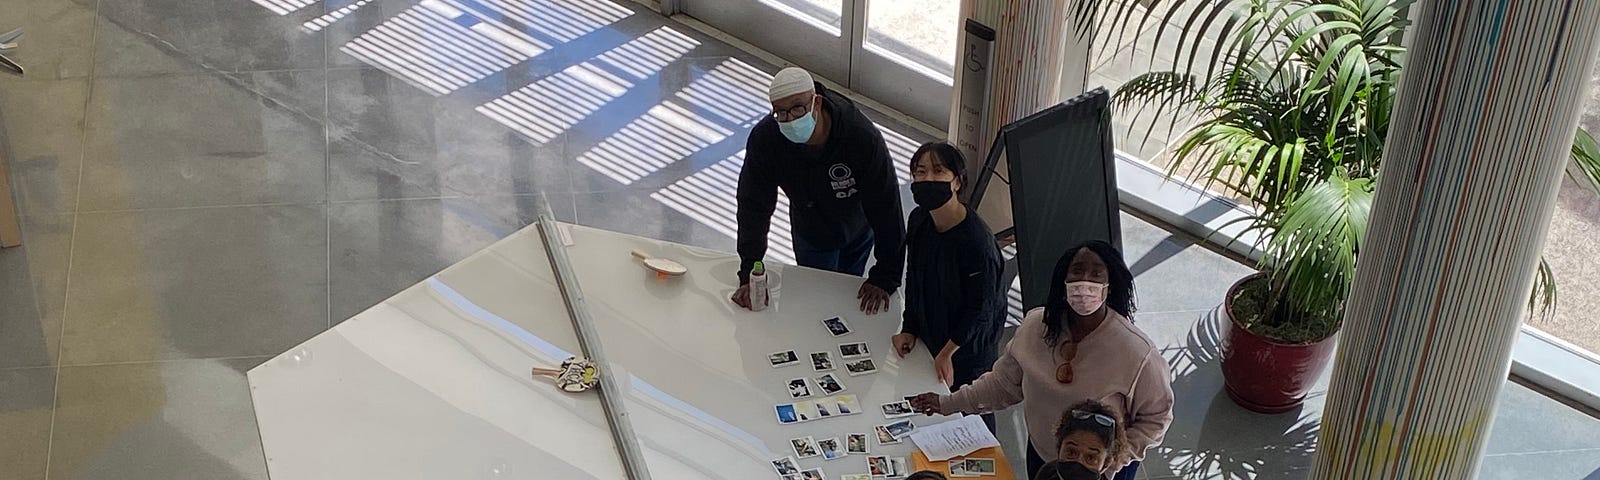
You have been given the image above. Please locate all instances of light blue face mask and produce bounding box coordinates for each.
[778,98,817,144]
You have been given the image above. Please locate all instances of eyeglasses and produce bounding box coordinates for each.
[772,97,813,122]
[1071,410,1117,428]
[1055,340,1078,384]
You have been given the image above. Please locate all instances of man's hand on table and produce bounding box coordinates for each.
[730,283,752,309]
[892,333,917,358]
[857,281,890,314]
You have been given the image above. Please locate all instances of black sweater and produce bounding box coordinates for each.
[736,83,906,292]
[900,208,1004,369]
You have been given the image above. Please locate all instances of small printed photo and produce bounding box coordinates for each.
[867,456,891,476]
[811,351,835,371]
[964,458,997,475]
[770,350,801,368]
[781,475,801,480]
[844,358,878,376]
[791,436,821,458]
[889,458,908,478]
[874,425,901,445]
[839,342,870,358]
[800,468,825,480]
[822,316,852,336]
[885,419,915,439]
[775,404,800,424]
[816,400,836,418]
[834,394,862,415]
[950,459,970,477]
[880,400,916,418]
[787,378,814,398]
[846,433,870,454]
[843,474,873,480]
[770,456,800,475]
[793,400,819,422]
[818,437,843,460]
[815,373,845,395]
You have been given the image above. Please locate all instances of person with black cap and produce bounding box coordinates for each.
[731,67,906,315]
[891,141,1004,427]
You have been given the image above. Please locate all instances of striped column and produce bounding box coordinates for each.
[952,0,1078,157]
[1311,1,1600,479]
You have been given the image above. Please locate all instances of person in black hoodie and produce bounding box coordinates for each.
[891,142,1004,429]
[732,67,905,314]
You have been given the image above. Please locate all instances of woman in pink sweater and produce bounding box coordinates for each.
[909,241,1173,479]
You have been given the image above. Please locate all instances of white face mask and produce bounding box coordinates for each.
[1065,281,1108,316]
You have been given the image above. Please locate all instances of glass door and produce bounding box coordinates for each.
[680,0,958,128]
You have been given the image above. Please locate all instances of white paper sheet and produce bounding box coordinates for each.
[908,414,1002,461]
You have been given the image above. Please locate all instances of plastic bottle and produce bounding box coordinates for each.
[749,261,770,311]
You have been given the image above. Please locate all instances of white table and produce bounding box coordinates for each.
[249,222,956,479]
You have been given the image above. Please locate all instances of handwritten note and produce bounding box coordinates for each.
[908,414,1002,461]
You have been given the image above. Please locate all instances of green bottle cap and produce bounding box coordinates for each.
[752,261,765,274]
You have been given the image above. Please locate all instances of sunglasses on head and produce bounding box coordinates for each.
[1071,410,1117,428]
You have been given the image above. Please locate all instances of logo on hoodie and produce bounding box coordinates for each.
[829,163,858,198]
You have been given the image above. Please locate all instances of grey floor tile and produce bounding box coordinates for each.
[1120,213,1253,314]
[573,187,741,254]
[58,205,327,365]
[0,367,56,480]
[327,194,572,322]
[79,71,327,211]
[1131,309,1211,351]
[0,78,89,215]
[93,0,325,77]
[1479,449,1600,480]
[0,0,97,80]
[0,215,73,369]
[46,357,270,480]
[1483,381,1600,455]
[325,67,572,200]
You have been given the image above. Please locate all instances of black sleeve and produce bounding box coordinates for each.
[951,231,1002,347]
[736,132,779,284]
[900,220,923,336]
[860,128,906,293]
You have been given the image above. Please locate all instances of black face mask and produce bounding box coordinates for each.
[911,181,954,209]
[1034,460,1102,480]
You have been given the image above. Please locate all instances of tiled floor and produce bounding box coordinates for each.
[0,0,1598,479]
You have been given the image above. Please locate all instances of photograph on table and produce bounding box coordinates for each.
[800,469,825,480]
[844,358,878,376]
[834,394,862,415]
[811,351,836,371]
[846,433,869,454]
[793,400,820,422]
[816,399,836,418]
[950,459,970,477]
[787,378,814,398]
[775,404,801,424]
[889,457,908,478]
[874,424,901,445]
[880,400,915,418]
[963,458,996,475]
[843,474,873,480]
[771,456,800,475]
[839,342,870,358]
[884,419,915,439]
[818,437,844,460]
[822,316,852,336]
[868,456,891,476]
[791,436,821,458]
[770,350,801,368]
[815,373,845,395]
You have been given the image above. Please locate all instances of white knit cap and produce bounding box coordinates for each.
[768,67,815,102]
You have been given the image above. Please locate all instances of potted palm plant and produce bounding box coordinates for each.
[1087,0,1600,412]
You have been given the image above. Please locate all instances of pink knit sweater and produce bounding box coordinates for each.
[940,308,1173,471]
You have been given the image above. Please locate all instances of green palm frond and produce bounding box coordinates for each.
[1572,127,1600,192]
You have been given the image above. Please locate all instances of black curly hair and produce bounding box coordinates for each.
[1054,399,1123,454]
[1042,240,1136,345]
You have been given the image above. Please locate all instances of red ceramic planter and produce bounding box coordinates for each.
[1219,274,1338,414]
